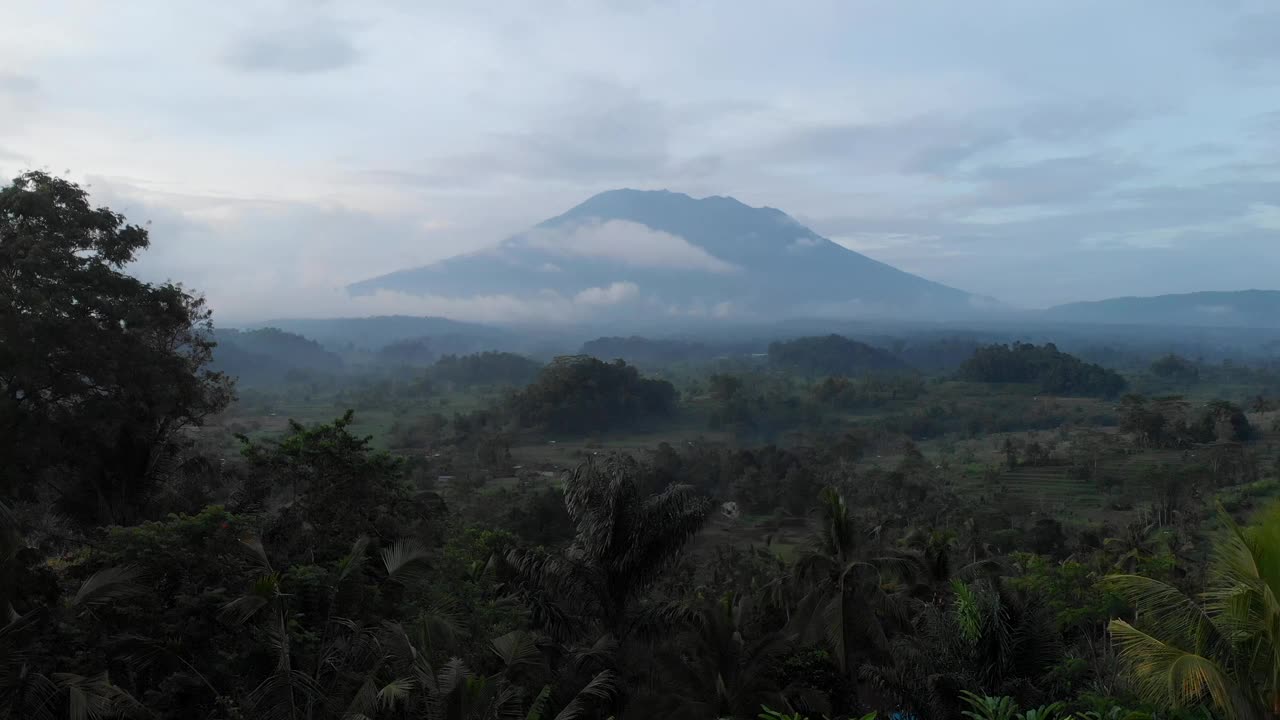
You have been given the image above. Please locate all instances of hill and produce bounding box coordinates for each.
[768,334,908,376]
[212,328,344,385]
[955,342,1127,397]
[241,315,506,350]
[1043,290,1280,328]
[349,189,981,323]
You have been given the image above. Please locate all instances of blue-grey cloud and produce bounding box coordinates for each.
[1216,10,1280,69]
[0,71,37,94]
[223,23,360,74]
[968,154,1149,206]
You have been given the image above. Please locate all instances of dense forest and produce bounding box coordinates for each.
[7,171,1280,720]
[956,343,1128,398]
[768,335,907,376]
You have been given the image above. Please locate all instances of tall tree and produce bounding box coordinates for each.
[0,171,233,525]
[792,487,923,677]
[503,455,711,640]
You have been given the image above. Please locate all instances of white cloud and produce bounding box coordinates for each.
[787,235,822,253]
[518,219,739,273]
[574,281,639,306]
[664,298,744,319]
[221,284,642,326]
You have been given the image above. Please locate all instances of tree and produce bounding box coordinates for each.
[1149,355,1199,384]
[508,356,676,434]
[863,579,1061,717]
[502,455,711,641]
[0,171,233,525]
[792,488,919,676]
[430,351,543,388]
[0,504,146,719]
[1106,503,1280,719]
[238,412,435,566]
[767,335,906,376]
[655,595,798,719]
[956,343,1126,398]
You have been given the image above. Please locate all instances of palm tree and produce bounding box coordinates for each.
[861,578,1059,717]
[0,565,146,719]
[218,535,435,719]
[0,502,144,719]
[369,623,619,720]
[792,487,920,676]
[1106,503,1280,719]
[653,595,801,720]
[502,456,711,640]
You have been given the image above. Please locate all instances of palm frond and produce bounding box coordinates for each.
[381,539,431,582]
[568,633,618,672]
[435,657,472,697]
[524,685,552,720]
[72,566,146,608]
[377,676,416,711]
[335,536,370,585]
[490,630,543,672]
[552,669,619,720]
[1103,575,1224,653]
[239,534,275,574]
[218,573,281,626]
[343,675,380,719]
[245,669,326,720]
[51,672,141,720]
[959,690,1018,720]
[1109,619,1240,717]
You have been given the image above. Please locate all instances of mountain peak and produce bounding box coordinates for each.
[552,188,759,226]
[350,189,978,324]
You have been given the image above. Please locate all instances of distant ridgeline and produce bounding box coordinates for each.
[955,342,1128,397]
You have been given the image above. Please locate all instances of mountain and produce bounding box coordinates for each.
[1043,290,1280,328]
[349,189,983,324]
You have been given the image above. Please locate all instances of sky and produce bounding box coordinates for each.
[3,0,1279,323]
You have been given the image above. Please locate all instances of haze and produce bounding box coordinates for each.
[3,1,1278,323]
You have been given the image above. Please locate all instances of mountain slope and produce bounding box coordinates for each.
[1043,290,1280,328]
[349,189,979,322]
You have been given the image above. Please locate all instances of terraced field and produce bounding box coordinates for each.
[976,443,1280,515]
[993,465,1099,510]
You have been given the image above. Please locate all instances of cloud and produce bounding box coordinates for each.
[518,219,739,273]
[1016,100,1142,143]
[223,24,360,74]
[787,236,822,253]
[573,281,639,306]
[0,71,37,95]
[1215,10,1280,69]
[967,154,1148,206]
[665,298,740,319]
[226,283,643,326]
